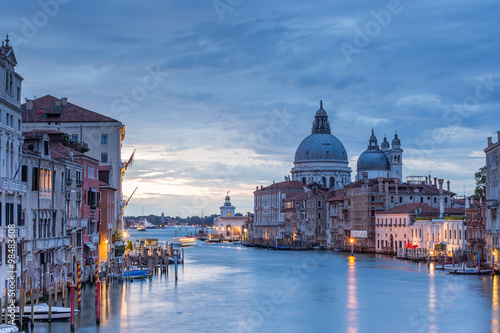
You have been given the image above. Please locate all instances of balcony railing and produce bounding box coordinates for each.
[68,218,87,229]
[76,179,82,187]
[0,178,28,194]
[66,178,73,185]
[34,236,71,250]
[486,199,499,208]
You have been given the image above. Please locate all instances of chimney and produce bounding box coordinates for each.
[55,99,62,109]
[438,179,444,194]
[61,97,68,106]
[434,177,438,187]
[497,131,500,142]
[26,99,33,111]
[256,186,258,191]
[377,177,383,192]
[446,180,450,192]
[488,137,493,146]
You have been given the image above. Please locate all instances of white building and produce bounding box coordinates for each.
[291,101,351,189]
[214,194,247,240]
[0,35,26,298]
[485,132,500,255]
[375,203,465,254]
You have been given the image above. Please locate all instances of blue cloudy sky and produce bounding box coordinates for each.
[2,0,499,217]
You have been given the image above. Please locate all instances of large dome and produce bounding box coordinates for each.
[295,134,348,162]
[357,149,390,171]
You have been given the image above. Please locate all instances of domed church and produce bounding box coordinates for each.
[291,101,352,189]
[356,129,403,181]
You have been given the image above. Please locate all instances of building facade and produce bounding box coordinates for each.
[0,36,26,298]
[253,181,304,241]
[214,194,246,240]
[485,132,500,256]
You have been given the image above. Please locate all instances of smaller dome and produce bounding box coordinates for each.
[381,136,390,149]
[357,150,390,172]
[392,133,401,146]
[316,100,327,116]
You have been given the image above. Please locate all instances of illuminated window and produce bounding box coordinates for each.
[227,212,230,217]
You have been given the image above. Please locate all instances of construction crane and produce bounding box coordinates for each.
[123,186,138,211]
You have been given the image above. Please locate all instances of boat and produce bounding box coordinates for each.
[232,241,241,245]
[116,270,149,279]
[171,237,196,247]
[137,227,146,232]
[4,303,80,321]
[205,234,221,243]
[450,267,492,275]
[241,242,255,247]
[0,324,19,332]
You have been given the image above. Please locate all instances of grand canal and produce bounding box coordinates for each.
[25,227,500,333]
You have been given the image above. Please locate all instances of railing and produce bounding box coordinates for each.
[17,226,25,238]
[34,236,71,250]
[66,178,73,185]
[486,199,499,208]
[68,218,86,229]
[89,234,100,244]
[0,178,28,194]
[76,179,82,186]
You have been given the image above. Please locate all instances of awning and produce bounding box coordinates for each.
[84,243,96,251]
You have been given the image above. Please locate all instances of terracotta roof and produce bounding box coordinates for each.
[256,180,304,192]
[328,194,345,202]
[22,95,119,123]
[377,203,465,216]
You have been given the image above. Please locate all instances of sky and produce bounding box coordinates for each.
[1,0,499,217]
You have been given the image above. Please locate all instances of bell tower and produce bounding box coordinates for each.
[220,192,236,217]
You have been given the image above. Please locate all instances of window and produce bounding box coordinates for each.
[71,134,78,143]
[17,119,21,131]
[32,167,39,191]
[17,87,20,102]
[318,200,322,208]
[43,141,49,156]
[420,197,424,203]
[399,197,403,203]
[88,165,95,179]
[101,153,108,163]
[21,165,27,182]
[101,134,108,145]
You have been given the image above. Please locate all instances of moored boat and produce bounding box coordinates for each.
[3,303,80,321]
[0,324,19,332]
[171,237,197,247]
[116,270,149,279]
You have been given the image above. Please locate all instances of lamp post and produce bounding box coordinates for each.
[349,238,354,256]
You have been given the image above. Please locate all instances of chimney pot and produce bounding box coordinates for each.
[497,131,500,142]
[26,99,33,111]
[488,137,493,146]
[61,97,68,106]
[434,177,438,187]
[447,180,450,192]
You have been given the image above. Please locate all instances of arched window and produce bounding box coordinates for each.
[318,212,321,219]
[329,177,335,188]
[318,224,322,234]
[302,177,306,185]
[420,197,424,203]
[322,177,326,187]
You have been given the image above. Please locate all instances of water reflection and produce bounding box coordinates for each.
[493,276,499,332]
[427,264,438,333]
[347,256,358,333]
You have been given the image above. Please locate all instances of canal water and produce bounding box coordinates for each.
[23,227,499,333]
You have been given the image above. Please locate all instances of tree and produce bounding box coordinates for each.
[474,166,486,200]
[125,240,133,251]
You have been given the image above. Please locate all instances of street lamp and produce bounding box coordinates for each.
[349,238,354,256]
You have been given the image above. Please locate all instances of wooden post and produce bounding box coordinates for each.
[54,279,58,305]
[77,261,82,309]
[70,282,75,331]
[19,283,24,328]
[174,250,178,281]
[36,286,39,305]
[48,288,52,322]
[30,278,34,327]
[3,288,7,324]
[96,278,101,325]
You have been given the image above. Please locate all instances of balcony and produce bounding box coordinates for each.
[66,178,73,185]
[17,226,26,239]
[34,236,71,250]
[76,179,82,187]
[68,218,86,229]
[89,234,100,244]
[0,178,28,194]
[486,199,499,208]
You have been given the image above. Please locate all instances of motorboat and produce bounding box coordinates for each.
[116,270,149,279]
[137,227,146,232]
[205,234,221,243]
[4,303,80,321]
[171,237,196,247]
